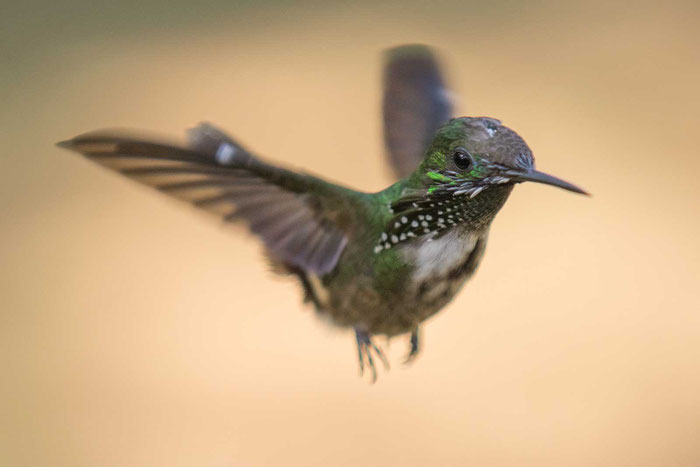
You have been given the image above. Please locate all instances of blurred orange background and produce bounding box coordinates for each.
[2,1,699,465]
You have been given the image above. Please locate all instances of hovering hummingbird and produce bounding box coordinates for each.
[58,44,587,381]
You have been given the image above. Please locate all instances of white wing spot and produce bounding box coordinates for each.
[215,143,236,164]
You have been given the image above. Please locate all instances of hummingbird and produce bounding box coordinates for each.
[57,44,587,381]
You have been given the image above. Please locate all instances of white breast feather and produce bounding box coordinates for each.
[409,230,478,282]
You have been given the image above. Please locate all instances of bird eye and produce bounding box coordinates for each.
[453,150,473,170]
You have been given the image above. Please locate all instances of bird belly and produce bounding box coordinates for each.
[398,230,481,327]
[319,230,484,336]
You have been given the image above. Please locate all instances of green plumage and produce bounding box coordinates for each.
[57,46,586,381]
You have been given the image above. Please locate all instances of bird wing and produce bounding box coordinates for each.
[382,44,455,179]
[57,123,351,275]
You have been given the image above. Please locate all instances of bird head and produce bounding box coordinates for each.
[416,117,588,198]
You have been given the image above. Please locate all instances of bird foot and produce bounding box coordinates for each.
[403,327,421,365]
[355,328,389,382]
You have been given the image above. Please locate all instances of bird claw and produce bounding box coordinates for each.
[355,329,389,382]
[403,327,421,365]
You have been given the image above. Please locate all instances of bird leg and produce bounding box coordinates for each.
[404,327,421,364]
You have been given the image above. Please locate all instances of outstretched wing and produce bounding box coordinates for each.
[382,44,455,179]
[57,123,349,275]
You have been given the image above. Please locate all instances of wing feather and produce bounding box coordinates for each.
[57,123,350,275]
[383,44,455,178]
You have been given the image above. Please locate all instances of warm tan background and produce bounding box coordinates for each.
[2,0,699,465]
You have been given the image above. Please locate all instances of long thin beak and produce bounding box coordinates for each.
[507,169,589,195]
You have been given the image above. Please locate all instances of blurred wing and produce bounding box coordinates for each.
[57,123,348,275]
[382,44,455,179]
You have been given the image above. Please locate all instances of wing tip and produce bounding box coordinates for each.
[55,135,120,156]
[55,139,73,149]
[384,43,436,60]
[55,131,107,154]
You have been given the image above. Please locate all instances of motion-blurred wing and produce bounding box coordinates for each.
[383,44,454,179]
[57,123,348,275]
